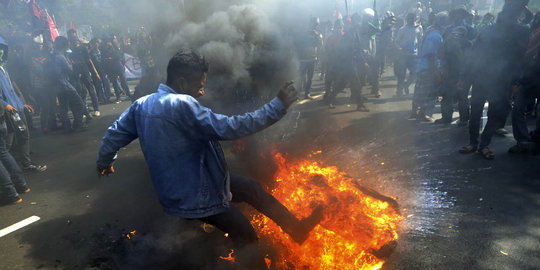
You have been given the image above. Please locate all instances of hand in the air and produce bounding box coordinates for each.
[277,81,298,109]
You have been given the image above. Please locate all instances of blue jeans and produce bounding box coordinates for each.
[0,121,27,200]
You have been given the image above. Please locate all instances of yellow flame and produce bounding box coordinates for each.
[251,153,402,269]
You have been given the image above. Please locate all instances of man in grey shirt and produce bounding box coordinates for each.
[394,13,423,97]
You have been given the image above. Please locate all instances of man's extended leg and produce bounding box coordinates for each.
[199,205,267,269]
[229,173,324,245]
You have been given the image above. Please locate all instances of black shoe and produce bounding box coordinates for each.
[508,144,529,153]
[304,94,314,100]
[289,205,325,245]
[357,104,370,112]
[16,185,30,194]
[23,164,47,172]
[0,196,23,206]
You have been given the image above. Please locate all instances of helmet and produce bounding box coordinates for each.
[362,8,375,18]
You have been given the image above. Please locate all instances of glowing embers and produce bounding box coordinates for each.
[219,249,236,264]
[252,152,402,270]
[125,230,136,240]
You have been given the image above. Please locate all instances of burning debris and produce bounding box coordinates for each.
[251,152,402,269]
[219,249,237,264]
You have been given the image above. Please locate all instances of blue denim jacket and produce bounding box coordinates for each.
[97,83,286,218]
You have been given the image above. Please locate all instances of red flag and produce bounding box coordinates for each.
[70,21,75,30]
[30,0,40,18]
[334,5,342,20]
[47,11,58,41]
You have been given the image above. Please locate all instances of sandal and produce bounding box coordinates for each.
[459,145,477,153]
[478,147,495,160]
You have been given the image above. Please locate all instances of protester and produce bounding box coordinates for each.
[88,38,113,104]
[394,13,422,97]
[133,27,158,100]
[96,50,324,269]
[322,19,344,108]
[459,2,530,159]
[28,33,57,133]
[67,29,100,118]
[327,15,369,111]
[296,17,322,100]
[436,25,472,124]
[101,36,131,103]
[0,96,29,206]
[411,11,447,122]
[509,11,540,153]
[377,11,397,77]
[53,36,86,133]
[359,8,382,98]
[0,36,46,172]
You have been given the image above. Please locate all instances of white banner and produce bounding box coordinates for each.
[124,53,142,79]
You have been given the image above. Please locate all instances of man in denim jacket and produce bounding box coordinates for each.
[97,50,323,268]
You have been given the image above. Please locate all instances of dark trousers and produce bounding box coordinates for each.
[100,73,112,101]
[512,63,540,144]
[6,113,32,167]
[74,72,100,112]
[440,75,470,122]
[394,55,417,95]
[0,123,27,200]
[199,173,300,269]
[107,73,131,101]
[329,65,365,106]
[58,88,85,131]
[468,83,511,148]
[33,87,57,131]
[91,73,106,103]
[323,63,337,101]
[367,56,380,94]
[298,61,315,96]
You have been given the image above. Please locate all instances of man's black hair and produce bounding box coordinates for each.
[54,36,69,51]
[166,50,209,85]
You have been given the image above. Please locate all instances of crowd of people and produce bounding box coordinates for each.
[300,0,538,160]
[0,1,537,204]
[0,25,157,205]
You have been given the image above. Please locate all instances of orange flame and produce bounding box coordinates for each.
[125,230,136,240]
[219,249,236,263]
[251,152,402,269]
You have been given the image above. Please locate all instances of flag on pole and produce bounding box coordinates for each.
[29,0,40,18]
[334,5,343,20]
[46,11,58,41]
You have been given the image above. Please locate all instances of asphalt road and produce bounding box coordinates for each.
[0,74,539,270]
